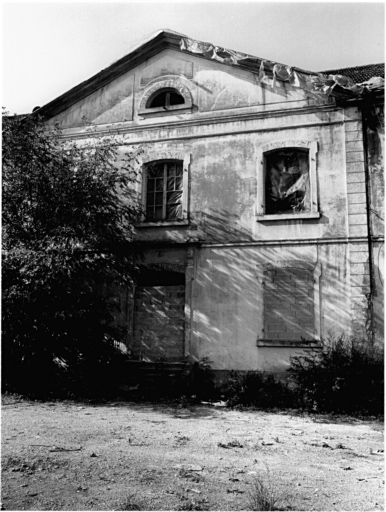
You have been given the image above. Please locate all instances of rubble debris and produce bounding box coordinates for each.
[218,440,243,449]
[370,449,384,456]
[173,464,203,471]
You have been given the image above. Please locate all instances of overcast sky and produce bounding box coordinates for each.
[2,1,385,114]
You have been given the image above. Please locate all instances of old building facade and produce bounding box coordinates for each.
[38,30,384,374]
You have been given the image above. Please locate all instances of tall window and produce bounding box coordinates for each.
[265,148,310,215]
[256,141,319,221]
[145,160,183,222]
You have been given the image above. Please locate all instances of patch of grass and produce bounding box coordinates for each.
[179,496,210,511]
[118,494,143,511]
[247,466,292,511]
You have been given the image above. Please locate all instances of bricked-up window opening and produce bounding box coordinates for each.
[147,89,185,109]
[132,269,186,361]
[264,268,315,340]
[265,148,310,214]
[145,160,183,222]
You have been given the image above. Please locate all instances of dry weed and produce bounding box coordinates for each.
[247,465,292,511]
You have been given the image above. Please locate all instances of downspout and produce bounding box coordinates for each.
[360,94,375,343]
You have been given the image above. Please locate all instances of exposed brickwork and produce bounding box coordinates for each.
[264,268,315,340]
[132,285,185,361]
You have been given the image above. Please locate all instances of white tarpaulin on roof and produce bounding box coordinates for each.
[180,36,384,100]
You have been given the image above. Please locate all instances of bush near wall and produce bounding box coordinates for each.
[220,337,384,416]
[223,370,297,409]
[289,336,384,415]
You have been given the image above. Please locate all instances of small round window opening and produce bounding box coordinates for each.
[147,88,185,109]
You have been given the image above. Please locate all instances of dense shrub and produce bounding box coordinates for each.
[289,336,384,415]
[191,357,216,399]
[223,370,297,409]
[2,111,142,397]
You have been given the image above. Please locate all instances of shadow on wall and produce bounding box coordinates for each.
[189,228,352,371]
[192,208,254,243]
[372,243,384,345]
[126,208,358,371]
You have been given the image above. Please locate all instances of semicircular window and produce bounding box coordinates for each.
[147,89,185,109]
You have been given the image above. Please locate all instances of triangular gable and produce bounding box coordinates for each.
[36,29,381,122]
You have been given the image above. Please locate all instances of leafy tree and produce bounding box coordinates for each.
[2,110,142,396]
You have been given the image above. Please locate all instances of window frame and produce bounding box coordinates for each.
[255,260,322,347]
[138,152,191,227]
[139,79,193,118]
[146,88,185,109]
[256,140,320,221]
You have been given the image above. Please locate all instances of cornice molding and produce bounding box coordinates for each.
[57,104,344,141]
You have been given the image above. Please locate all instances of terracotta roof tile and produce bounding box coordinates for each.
[322,64,384,83]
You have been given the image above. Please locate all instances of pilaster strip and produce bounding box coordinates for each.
[345,111,370,339]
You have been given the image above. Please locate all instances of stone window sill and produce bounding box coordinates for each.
[256,212,321,222]
[257,339,321,348]
[139,106,192,118]
[136,220,190,228]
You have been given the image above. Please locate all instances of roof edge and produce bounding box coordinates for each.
[34,30,384,121]
[35,30,319,120]
[36,31,183,119]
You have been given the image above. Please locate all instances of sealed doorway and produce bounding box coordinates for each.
[132,269,185,361]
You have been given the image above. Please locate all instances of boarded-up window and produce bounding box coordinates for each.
[264,267,315,340]
[145,160,183,222]
[265,148,310,215]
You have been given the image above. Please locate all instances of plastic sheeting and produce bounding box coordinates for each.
[265,149,310,214]
[180,36,384,101]
[180,37,249,65]
[259,60,366,100]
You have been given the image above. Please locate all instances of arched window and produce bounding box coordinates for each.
[138,79,193,117]
[147,89,185,109]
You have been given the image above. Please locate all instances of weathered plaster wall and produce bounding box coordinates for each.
[194,58,308,112]
[190,243,351,371]
[128,111,349,247]
[48,74,135,128]
[45,47,381,371]
[47,49,312,129]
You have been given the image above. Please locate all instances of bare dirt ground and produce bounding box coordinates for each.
[1,396,384,511]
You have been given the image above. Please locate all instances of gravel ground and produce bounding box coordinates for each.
[1,396,384,511]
